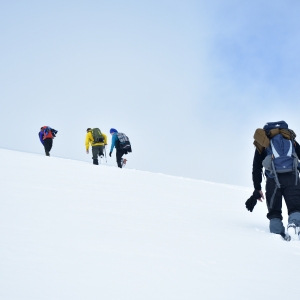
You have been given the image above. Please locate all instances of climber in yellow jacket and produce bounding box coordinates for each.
[85,128,108,165]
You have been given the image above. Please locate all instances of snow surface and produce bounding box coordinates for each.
[1,148,300,300]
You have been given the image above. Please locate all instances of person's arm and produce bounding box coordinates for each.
[103,133,108,145]
[110,134,117,153]
[85,133,91,152]
[39,132,44,145]
[294,140,300,157]
[252,149,265,191]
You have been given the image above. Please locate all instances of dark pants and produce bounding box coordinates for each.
[116,149,126,168]
[92,146,104,165]
[43,138,53,156]
[266,172,300,220]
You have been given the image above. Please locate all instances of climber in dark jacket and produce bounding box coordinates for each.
[248,121,300,241]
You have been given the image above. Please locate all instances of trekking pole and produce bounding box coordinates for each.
[104,146,107,163]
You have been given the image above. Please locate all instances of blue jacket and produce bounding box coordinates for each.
[110,133,118,153]
[38,131,44,145]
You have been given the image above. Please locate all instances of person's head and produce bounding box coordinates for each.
[40,126,45,131]
[87,128,91,133]
[110,128,118,135]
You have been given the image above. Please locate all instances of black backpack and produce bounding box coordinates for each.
[116,133,132,152]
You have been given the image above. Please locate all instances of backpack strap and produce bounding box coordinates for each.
[269,186,278,210]
[271,160,281,188]
[268,160,281,210]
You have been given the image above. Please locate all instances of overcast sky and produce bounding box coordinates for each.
[1,0,300,187]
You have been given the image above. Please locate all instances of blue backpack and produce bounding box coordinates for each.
[265,134,297,173]
[263,120,289,133]
[262,121,299,209]
[262,121,299,184]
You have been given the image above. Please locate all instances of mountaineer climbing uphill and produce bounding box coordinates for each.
[246,121,300,241]
[85,128,108,165]
[38,126,58,156]
[109,128,132,168]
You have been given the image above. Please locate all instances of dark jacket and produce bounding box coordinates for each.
[252,140,300,190]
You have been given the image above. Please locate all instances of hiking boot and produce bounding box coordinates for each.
[93,159,99,165]
[120,158,127,167]
[280,232,291,241]
[287,223,300,240]
[45,151,50,156]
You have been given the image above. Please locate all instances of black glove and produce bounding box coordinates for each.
[245,190,262,212]
[109,152,112,157]
[253,190,262,200]
[245,195,257,212]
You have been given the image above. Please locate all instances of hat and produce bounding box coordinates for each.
[110,128,118,133]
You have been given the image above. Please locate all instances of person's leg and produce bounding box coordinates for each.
[288,211,300,240]
[288,212,300,226]
[43,138,53,156]
[97,146,104,157]
[48,139,53,152]
[101,146,104,156]
[116,149,124,168]
[266,177,284,234]
[43,143,49,156]
[92,147,99,165]
[95,146,105,164]
[269,218,285,235]
[281,173,300,238]
[281,173,300,217]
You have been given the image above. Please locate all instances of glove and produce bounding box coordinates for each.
[253,190,263,200]
[109,152,112,157]
[245,195,257,212]
[245,190,262,212]
[86,150,89,154]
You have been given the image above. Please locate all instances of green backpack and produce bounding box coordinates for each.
[91,128,104,144]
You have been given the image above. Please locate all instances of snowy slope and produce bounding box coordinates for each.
[0,149,300,300]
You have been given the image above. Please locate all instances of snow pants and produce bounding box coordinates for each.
[43,138,53,156]
[116,149,126,168]
[266,172,300,234]
[92,146,104,165]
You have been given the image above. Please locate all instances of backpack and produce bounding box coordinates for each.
[262,121,299,185]
[42,126,53,140]
[51,128,58,137]
[263,120,289,133]
[91,128,104,143]
[116,133,132,152]
[253,122,297,154]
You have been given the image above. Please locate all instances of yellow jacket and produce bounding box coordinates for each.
[85,130,108,150]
